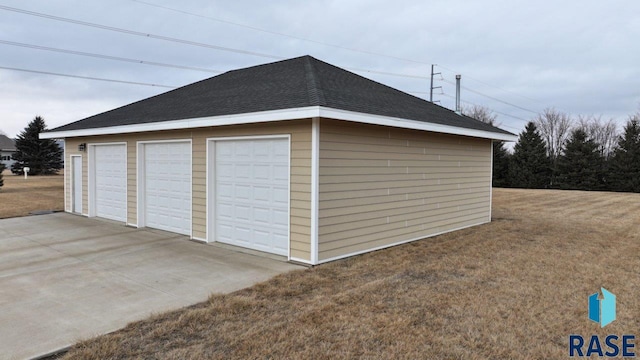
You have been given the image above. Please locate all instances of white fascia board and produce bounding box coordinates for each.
[317,108,518,142]
[39,107,320,139]
[39,106,517,142]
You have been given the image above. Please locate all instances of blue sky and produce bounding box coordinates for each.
[0,0,638,137]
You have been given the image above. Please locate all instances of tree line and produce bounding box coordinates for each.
[465,106,640,192]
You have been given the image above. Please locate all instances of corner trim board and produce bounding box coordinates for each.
[63,141,68,212]
[489,140,494,222]
[310,117,320,265]
[70,154,83,215]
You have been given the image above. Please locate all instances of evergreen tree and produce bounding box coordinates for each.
[0,162,4,189]
[11,116,63,175]
[556,128,604,190]
[609,117,640,192]
[508,122,550,188]
[492,141,511,187]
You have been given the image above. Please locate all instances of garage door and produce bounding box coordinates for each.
[143,142,191,235]
[214,138,289,256]
[94,144,127,222]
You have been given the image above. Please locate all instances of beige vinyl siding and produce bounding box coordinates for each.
[63,119,312,261]
[317,119,492,261]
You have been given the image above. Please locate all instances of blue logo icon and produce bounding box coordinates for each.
[589,287,616,328]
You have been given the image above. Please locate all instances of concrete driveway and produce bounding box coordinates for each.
[0,213,302,360]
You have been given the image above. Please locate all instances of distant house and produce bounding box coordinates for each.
[0,135,16,169]
[41,56,516,265]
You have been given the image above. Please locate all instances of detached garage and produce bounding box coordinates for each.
[41,55,516,265]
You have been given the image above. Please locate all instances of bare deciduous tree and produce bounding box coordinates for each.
[461,105,499,126]
[575,115,618,159]
[535,108,572,186]
[535,108,572,161]
[461,105,512,186]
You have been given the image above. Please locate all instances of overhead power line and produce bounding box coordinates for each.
[347,67,428,79]
[0,4,544,122]
[0,65,177,88]
[440,78,539,115]
[130,0,432,66]
[132,0,545,109]
[439,92,529,123]
[410,90,529,125]
[0,4,282,60]
[437,64,545,105]
[0,5,430,81]
[0,39,223,73]
[0,39,427,81]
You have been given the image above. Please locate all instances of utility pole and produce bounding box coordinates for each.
[429,64,442,103]
[455,74,461,114]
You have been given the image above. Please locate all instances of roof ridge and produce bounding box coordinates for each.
[303,56,325,106]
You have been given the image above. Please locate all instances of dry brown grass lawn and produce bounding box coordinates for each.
[62,188,640,359]
[0,170,64,218]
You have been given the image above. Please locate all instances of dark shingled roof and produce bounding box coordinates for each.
[48,56,513,136]
[0,134,16,151]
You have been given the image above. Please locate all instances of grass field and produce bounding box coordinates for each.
[0,170,64,218]
[59,188,640,359]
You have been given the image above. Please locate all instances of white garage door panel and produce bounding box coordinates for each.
[214,138,289,256]
[94,144,127,222]
[144,142,191,235]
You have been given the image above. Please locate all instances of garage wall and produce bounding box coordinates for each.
[64,119,312,261]
[317,119,492,262]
